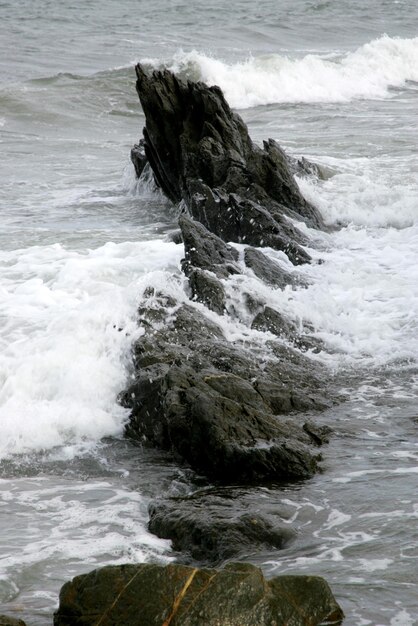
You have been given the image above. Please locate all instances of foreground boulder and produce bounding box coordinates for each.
[54,562,344,626]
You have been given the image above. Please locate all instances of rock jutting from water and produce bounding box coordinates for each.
[54,562,344,626]
[113,64,345,621]
[122,64,332,485]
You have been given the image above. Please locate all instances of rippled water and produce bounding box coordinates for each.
[1,1,418,624]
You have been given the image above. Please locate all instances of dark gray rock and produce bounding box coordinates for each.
[130,138,149,179]
[188,269,226,315]
[188,180,311,265]
[252,306,297,338]
[244,247,301,289]
[134,64,325,266]
[252,306,324,354]
[0,617,27,626]
[122,300,329,483]
[289,154,337,181]
[179,214,239,279]
[148,492,296,563]
[54,562,344,626]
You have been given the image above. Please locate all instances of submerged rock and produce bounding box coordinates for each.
[0,617,27,626]
[148,492,296,563]
[54,562,344,626]
[244,246,302,289]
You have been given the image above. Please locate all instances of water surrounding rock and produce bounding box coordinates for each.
[54,562,344,626]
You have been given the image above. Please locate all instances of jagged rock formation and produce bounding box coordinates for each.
[124,66,332,483]
[54,562,344,626]
[133,64,326,263]
[121,66,338,587]
[121,291,328,483]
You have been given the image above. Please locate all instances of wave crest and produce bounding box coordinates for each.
[143,35,418,108]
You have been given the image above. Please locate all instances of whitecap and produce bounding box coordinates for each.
[146,35,418,108]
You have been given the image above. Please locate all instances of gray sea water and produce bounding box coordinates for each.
[1,1,418,624]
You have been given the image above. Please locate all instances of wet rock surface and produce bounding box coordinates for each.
[244,246,302,289]
[121,300,328,483]
[112,65,343,620]
[54,562,344,626]
[148,492,296,563]
[0,617,27,626]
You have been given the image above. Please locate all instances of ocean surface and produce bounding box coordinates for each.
[1,1,418,624]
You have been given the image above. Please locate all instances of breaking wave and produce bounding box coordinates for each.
[144,35,418,108]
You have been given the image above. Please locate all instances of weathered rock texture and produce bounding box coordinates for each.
[121,295,329,483]
[122,66,332,485]
[148,492,296,563]
[134,63,325,261]
[54,562,344,626]
[0,617,27,626]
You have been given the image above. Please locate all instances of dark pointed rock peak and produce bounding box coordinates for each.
[134,63,325,231]
[54,562,344,626]
[148,495,296,564]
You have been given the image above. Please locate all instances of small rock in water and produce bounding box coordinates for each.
[148,492,296,563]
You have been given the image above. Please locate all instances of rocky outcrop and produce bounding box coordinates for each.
[54,562,344,626]
[121,296,329,483]
[122,212,329,485]
[119,65,342,610]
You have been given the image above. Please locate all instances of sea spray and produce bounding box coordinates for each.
[143,35,418,107]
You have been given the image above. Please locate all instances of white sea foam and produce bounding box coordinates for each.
[149,35,418,108]
[0,477,171,606]
[0,240,183,459]
[390,609,416,626]
[297,165,418,229]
